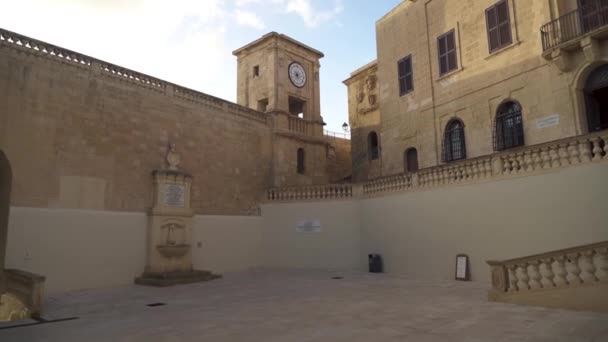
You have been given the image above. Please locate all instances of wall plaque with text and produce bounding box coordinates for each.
[164,184,185,208]
[536,114,560,129]
[296,219,322,233]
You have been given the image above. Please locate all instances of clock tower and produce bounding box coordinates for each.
[233,33,329,187]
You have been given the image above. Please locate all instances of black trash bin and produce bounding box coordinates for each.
[368,254,383,273]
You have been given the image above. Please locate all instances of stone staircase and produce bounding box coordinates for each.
[487,241,608,312]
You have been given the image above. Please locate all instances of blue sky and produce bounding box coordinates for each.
[0,0,402,132]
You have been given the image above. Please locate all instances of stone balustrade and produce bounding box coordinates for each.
[486,241,608,311]
[0,28,268,125]
[267,184,353,202]
[288,116,308,135]
[266,131,608,202]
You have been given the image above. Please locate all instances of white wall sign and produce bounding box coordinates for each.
[296,219,322,233]
[536,114,560,129]
[164,184,185,208]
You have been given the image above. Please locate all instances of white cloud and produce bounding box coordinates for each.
[237,0,344,28]
[235,10,266,30]
[0,0,235,100]
[235,0,262,7]
[278,0,344,28]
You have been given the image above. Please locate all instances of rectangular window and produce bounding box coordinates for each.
[257,98,268,112]
[437,30,458,76]
[398,55,413,96]
[486,0,513,53]
[253,65,260,77]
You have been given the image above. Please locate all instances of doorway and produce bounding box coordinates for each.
[584,64,608,132]
[0,150,11,294]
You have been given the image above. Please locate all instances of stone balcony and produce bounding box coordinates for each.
[541,5,608,71]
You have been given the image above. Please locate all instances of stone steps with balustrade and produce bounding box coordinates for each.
[487,241,608,312]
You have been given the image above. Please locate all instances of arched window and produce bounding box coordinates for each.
[584,64,608,132]
[297,148,305,174]
[404,148,419,173]
[368,131,379,160]
[443,119,466,162]
[494,101,524,151]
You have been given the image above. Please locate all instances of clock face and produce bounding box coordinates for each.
[288,62,307,88]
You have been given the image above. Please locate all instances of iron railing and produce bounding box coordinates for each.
[541,3,608,52]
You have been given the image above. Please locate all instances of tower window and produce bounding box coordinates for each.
[253,65,260,77]
[289,96,306,118]
[258,98,269,112]
[297,148,305,174]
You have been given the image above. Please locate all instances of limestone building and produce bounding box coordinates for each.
[346,0,608,181]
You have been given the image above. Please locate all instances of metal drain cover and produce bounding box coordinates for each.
[146,302,167,307]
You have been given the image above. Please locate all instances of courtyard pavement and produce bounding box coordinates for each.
[0,269,607,341]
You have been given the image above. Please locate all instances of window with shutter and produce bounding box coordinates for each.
[437,30,458,76]
[398,55,413,96]
[485,0,513,53]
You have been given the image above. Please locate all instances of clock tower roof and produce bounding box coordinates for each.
[232,32,324,59]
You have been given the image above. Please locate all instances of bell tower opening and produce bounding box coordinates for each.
[289,96,306,118]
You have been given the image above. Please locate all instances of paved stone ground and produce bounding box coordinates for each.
[1,269,607,341]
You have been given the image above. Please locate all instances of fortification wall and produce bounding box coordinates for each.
[0,30,272,215]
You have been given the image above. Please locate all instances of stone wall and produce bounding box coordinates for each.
[0,32,273,215]
[325,135,352,183]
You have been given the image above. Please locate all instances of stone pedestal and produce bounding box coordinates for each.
[135,167,220,286]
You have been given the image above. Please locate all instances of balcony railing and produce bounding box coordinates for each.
[541,4,608,52]
[265,131,608,202]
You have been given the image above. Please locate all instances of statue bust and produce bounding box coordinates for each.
[166,143,181,171]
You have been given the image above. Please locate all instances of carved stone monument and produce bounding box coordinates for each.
[135,144,220,286]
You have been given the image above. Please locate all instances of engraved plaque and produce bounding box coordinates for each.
[296,219,322,233]
[164,184,185,208]
[536,114,560,129]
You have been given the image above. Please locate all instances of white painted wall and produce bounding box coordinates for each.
[5,208,147,294]
[261,164,608,282]
[260,201,362,271]
[5,209,267,294]
[192,215,264,273]
[361,163,608,282]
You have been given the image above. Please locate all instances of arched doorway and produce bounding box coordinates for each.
[584,64,608,132]
[368,131,379,160]
[404,148,419,173]
[0,151,11,295]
